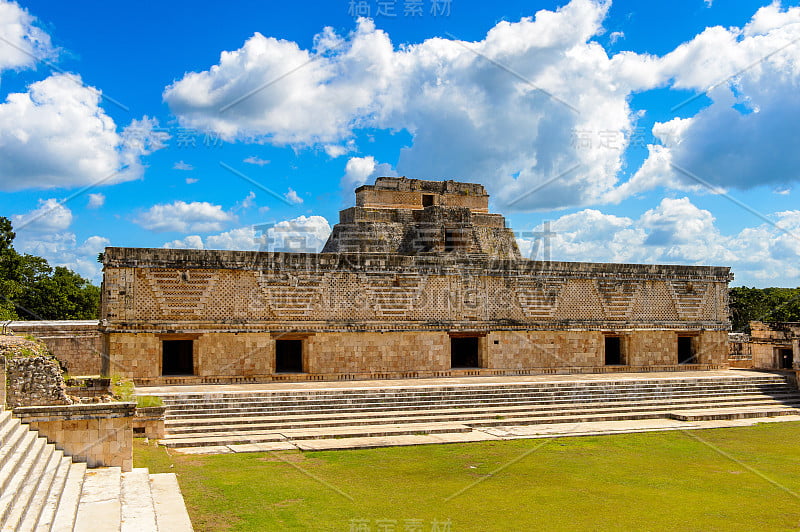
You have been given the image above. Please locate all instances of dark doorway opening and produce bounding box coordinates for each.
[605,336,622,365]
[276,339,304,373]
[444,230,457,252]
[779,348,794,369]
[162,340,194,375]
[422,194,435,207]
[678,336,695,364]
[451,337,480,368]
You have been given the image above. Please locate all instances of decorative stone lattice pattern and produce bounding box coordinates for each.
[360,273,427,317]
[104,251,731,330]
[668,280,711,320]
[595,280,639,319]
[141,268,218,318]
[516,278,567,319]
[255,271,325,318]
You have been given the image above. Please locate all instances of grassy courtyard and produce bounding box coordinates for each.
[135,422,800,531]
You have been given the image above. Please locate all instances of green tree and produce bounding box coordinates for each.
[0,217,100,320]
[729,286,800,332]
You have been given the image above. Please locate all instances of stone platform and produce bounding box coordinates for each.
[0,410,193,531]
[138,370,800,454]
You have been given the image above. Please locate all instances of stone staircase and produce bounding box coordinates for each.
[155,373,800,450]
[0,411,192,531]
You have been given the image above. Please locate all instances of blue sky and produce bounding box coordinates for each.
[1,0,799,286]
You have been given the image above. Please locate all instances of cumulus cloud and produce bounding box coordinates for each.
[12,198,72,233]
[0,0,54,78]
[13,232,109,281]
[518,197,800,285]
[164,2,657,211]
[87,193,105,209]
[0,74,168,190]
[164,215,333,253]
[134,200,235,233]
[284,188,303,204]
[163,0,800,210]
[173,160,193,170]
[163,235,204,250]
[341,155,397,191]
[616,2,800,196]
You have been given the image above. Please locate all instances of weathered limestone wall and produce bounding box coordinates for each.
[308,332,449,374]
[5,356,73,409]
[197,333,274,377]
[107,333,159,378]
[133,406,165,439]
[109,329,728,382]
[101,248,732,382]
[15,403,134,471]
[487,331,603,369]
[9,321,102,376]
[746,321,800,369]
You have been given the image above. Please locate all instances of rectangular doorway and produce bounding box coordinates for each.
[778,348,794,369]
[451,337,480,368]
[605,336,622,365]
[678,336,695,364]
[276,339,304,373]
[162,340,194,375]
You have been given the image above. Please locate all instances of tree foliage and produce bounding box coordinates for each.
[729,286,800,332]
[0,217,100,320]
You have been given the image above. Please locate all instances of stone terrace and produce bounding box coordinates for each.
[139,370,800,453]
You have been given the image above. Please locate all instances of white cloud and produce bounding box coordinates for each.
[243,156,270,166]
[134,200,235,233]
[0,74,167,190]
[163,2,648,211]
[87,193,105,209]
[609,31,624,43]
[0,0,53,78]
[14,232,108,281]
[78,235,110,255]
[518,197,800,285]
[185,177,198,184]
[162,1,800,209]
[12,198,72,233]
[617,2,800,196]
[163,235,204,249]
[341,156,397,192]
[165,215,333,253]
[173,160,193,170]
[284,188,303,204]
[239,191,256,210]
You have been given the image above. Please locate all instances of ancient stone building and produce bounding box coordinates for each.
[100,178,732,385]
[734,321,800,370]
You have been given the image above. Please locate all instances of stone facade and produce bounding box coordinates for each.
[100,178,732,384]
[9,321,103,376]
[741,321,800,370]
[323,177,521,258]
[14,402,135,471]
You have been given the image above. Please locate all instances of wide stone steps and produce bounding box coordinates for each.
[155,374,800,449]
[0,410,193,531]
[159,376,787,403]
[162,395,800,434]
[160,384,797,419]
[160,379,793,402]
[165,390,799,423]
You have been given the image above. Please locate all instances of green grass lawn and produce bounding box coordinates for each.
[135,422,800,531]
